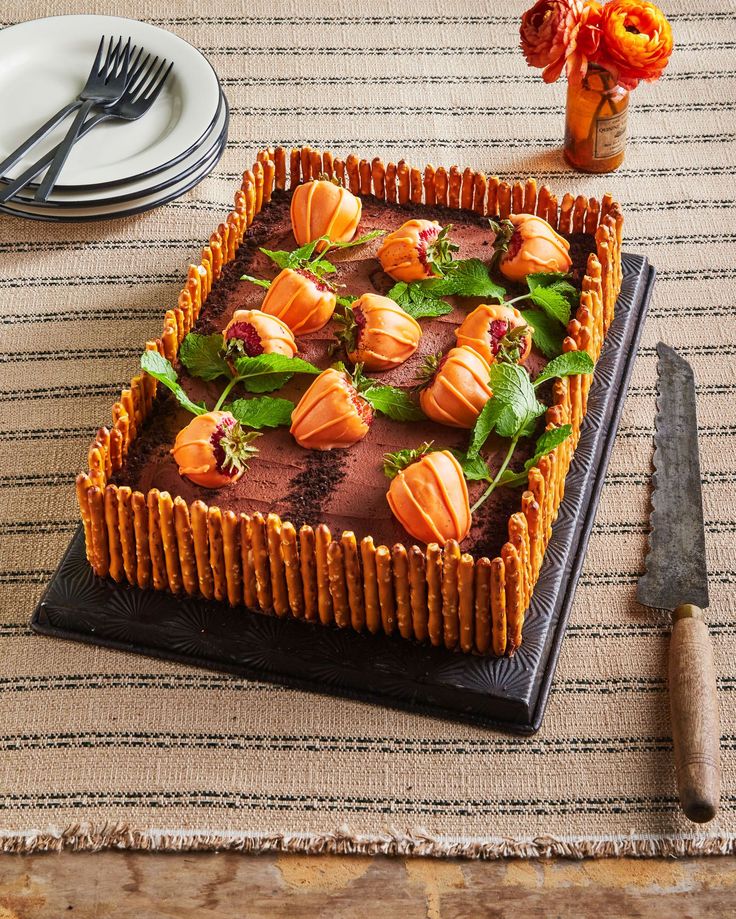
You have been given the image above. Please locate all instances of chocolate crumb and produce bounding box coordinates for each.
[280,450,348,529]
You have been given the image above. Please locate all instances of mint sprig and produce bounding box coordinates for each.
[387,258,506,320]
[504,271,581,358]
[496,425,573,488]
[387,281,453,320]
[232,353,320,394]
[519,308,563,359]
[227,396,295,429]
[259,230,384,280]
[140,351,207,417]
[179,332,231,381]
[349,363,425,422]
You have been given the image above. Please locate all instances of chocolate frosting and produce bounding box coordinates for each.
[117,192,596,559]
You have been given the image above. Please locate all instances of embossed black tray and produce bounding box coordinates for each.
[32,254,654,734]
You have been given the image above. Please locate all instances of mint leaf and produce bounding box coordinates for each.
[141,351,207,416]
[383,442,437,479]
[519,308,564,359]
[527,271,575,293]
[387,281,453,319]
[240,273,272,290]
[179,332,231,382]
[497,425,573,487]
[362,384,425,422]
[467,398,501,458]
[329,229,385,250]
[488,363,546,438]
[534,351,594,387]
[429,258,506,300]
[529,285,572,325]
[233,353,320,394]
[227,396,295,429]
[450,448,492,482]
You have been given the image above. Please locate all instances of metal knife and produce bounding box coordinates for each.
[637,342,720,823]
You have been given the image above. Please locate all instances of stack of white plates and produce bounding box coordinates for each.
[0,16,228,222]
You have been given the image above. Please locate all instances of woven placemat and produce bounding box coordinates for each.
[1,0,734,857]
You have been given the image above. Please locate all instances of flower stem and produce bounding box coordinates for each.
[213,376,240,412]
[470,435,520,514]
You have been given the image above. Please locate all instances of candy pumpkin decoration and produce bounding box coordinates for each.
[376,219,457,282]
[261,268,337,335]
[385,446,471,545]
[419,346,493,429]
[335,293,422,371]
[171,411,260,489]
[492,213,572,282]
[223,309,297,359]
[454,303,532,366]
[290,179,362,251]
[290,368,373,450]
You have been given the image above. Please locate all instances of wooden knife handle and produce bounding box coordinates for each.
[669,604,721,823]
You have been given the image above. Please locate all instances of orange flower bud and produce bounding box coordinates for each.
[171,411,259,489]
[454,304,532,365]
[261,268,337,335]
[290,368,372,450]
[386,449,471,545]
[376,219,448,282]
[496,213,571,282]
[223,309,297,359]
[419,346,493,429]
[339,293,422,371]
[290,179,362,251]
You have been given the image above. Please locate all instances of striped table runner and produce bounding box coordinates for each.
[0,0,734,856]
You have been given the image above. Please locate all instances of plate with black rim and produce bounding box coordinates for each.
[32,255,654,733]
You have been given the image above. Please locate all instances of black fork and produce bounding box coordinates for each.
[33,36,135,201]
[0,53,173,204]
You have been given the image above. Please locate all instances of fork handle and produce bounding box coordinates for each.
[34,99,97,202]
[0,100,82,178]
[0,111,110,203]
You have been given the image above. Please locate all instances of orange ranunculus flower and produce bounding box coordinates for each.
[520,0,603,84]
[565,1,604,84]
[597,0,673,90]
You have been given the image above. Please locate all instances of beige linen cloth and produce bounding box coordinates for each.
[0,0,734,856]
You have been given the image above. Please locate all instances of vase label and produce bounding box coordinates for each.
[594,109,628,159]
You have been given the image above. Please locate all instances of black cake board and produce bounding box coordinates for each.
[32,254,655,734]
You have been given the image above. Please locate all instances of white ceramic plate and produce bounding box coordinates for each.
[0,132,226,222]
[6,93,228,207]
[0,15,221,188]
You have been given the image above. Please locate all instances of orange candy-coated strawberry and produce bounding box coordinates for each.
[171,411,259,489]
[497,213,571,282]
[376,219,447,282]
[342,293,422,371]
[261,268,337,335]
[223,309,297,359]
[454,303,532,365]
[290,179,362,251]
[419,346,493,429]
[290,368,372,450]
[386,449,471,545]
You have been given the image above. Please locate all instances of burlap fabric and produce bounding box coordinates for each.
[0,0,734,856]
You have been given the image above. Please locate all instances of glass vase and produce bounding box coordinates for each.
[564,65,629,174]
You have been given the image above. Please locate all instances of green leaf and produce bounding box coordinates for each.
[497,425,573,487]
[383,442,437,479]
[140,351,207,416]
[450,449,492,482]
[362,385,425,422]
[527,271,575,293]
[467,398,501,458]
[227,397,295,429]
[488,363,546,438]
[429,258,506,300]
[179,332,231,382]
[529,285,572,325]
[240,273,272,290]
[519,308,564,359]
[387,281,453,319]
[534,351,595,387]
[329,229,385,250]
[233,353,321,394]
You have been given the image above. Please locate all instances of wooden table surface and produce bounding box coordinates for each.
[1,853,735,917]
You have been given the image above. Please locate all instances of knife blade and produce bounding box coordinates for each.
[637,342,720,823]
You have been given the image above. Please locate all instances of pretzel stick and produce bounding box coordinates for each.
[146,490,167,591]
[158,491,182,594]
[222,510,243,606]
[376,545,395,635]
[323,150,335,179]
[173,497,198,596]
[346,154,360,195]
[448,165,461,209]
[385,162,397,203]
[87,486,109,578]
[267,513,289,617]
[103,485,123,582]
[76,474,95,564]
[434,166,448,207]
[490,557,507,656]
[240,514,258,608]
[131,491,151,589]
[342,532,365,632]
[523,179,537,215]
[426,543,443,646]
[410,167,422,204]
[509,512,531,610]
[473,172,487,215]
[281,522,304,618]
[205,507,226,603]
[397,160,410,204]
[372,157,386,200]
[109,428,123,472]
[290,148,300,188]
[474,557,492,654]
[423,165,436,206]
[117,486,136,585]
[359,159,371,196]
[190,500,214,600]
[498,181,511,219]
[392,544,412,640]
[461,167,474,210]
[441,540,461,650]
[315,524,333,625]
[300,147,311,183]
[408,545,428,643]
[511,181,524,214]
[360,536,381,634]
[486,175,499,216]
[310,149,322,181]
[502,543,524,653]
[327,540,350,627]
[274,147,286,189]
[262,159,275,206]
[299,525,318,620]
[250,512,273,611]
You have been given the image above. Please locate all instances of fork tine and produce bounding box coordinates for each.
[103,36,123,77]
[129,55,159,99]
[145,61,174,104]
[90,36,106,76]
[126,50,151,91]
[116,38,133,80]
[136,58,167,101]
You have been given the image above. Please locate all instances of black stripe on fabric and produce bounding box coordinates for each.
[0,308,165,324]
[0,673,285,693]
[223,136,736,150]
[0,383,124,402]
[0,348,140,364]
[0,520,78,536]
[199,42,736,55]
[0,570,53,585]
[0,472,76,488]
[0,273,182,289]
[0,427,95,443]
[0,788,697,817]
